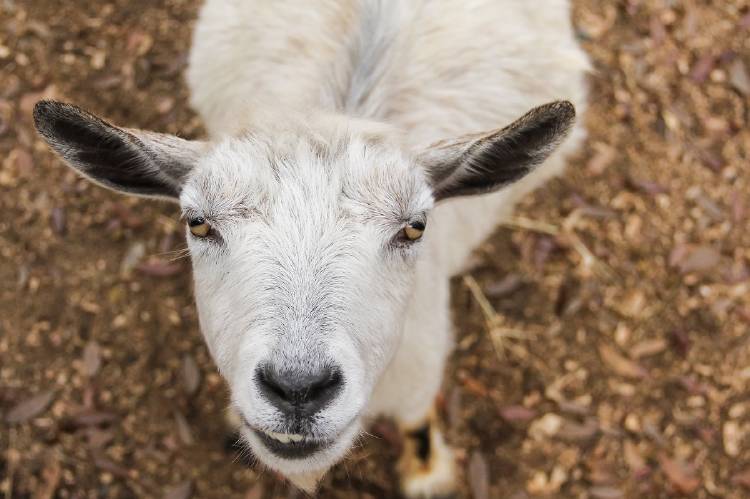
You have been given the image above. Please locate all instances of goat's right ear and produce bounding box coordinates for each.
[418,101,576,202]
[33,100,207,201]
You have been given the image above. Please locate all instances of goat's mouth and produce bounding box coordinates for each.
[253,428,333,459]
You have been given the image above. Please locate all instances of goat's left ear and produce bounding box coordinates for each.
[33,100,208,201]
[418,101,576,202]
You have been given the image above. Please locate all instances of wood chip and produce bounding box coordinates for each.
[676,246,721,274]
[589,486,624,499]
[630,338,667,358]
[137,259,183,277]
[485,273,523,298]
[690,53,716,84]
[729,59,750,95]
[174,411,194,446]
[468,451,490,499]
[50,207,66,236]
[499,405,537,423]
[245,483,265,499]
[598,344,647,379]
[181,354,200,396]
[164,481,192,499]
[587,143,616,175]
[557,418,599,443]
[623,440,647,474]
[82,341,101,377]
[658,454,701,494]
[5,389,55,423]
[34,454,61,499]
[732,468,750,489]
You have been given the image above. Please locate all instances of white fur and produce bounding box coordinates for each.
[183,0,589,493]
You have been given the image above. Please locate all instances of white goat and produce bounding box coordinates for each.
[33,0,589,496]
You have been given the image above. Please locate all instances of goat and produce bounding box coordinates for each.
[33,0,589,496]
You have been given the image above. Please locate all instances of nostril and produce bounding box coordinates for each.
[307,368,343,400]
[257,366,290,401]
[256,364,343,416]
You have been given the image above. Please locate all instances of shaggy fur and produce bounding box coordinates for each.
[33,0,589,496]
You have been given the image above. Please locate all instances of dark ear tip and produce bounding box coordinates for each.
[32,100,70,135]
[545,100,576,120]
[32,100,54,129]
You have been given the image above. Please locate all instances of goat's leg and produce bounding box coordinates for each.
[397,410,457,499]
[372,276,457,498]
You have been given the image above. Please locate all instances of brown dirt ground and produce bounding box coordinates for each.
[1,0,750,498]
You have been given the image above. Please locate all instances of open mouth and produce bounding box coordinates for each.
[252,428,333,459]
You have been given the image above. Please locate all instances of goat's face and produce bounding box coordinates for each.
[182,124,434,475]
[33,100,576,482]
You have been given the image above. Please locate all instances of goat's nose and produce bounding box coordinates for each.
[256,365,343,417]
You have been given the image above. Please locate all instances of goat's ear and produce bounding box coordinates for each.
[418,101,576,202]
[33,100,207,201]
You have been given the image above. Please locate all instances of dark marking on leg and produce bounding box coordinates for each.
[407,424,431,462]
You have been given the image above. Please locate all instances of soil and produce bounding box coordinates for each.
[1,1,749,498]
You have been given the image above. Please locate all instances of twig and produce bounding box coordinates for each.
[462,275,499,327]
[501,215,559,236]
[501,215,615,280]
[462,275,534,361]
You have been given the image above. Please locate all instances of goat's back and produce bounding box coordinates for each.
[188,0,589,145]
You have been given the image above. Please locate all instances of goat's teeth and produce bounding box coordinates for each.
[265,431,306,444]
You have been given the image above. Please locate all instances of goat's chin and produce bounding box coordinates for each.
[240,418,361,489]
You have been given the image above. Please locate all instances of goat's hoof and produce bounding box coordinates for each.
[398,424,458,499]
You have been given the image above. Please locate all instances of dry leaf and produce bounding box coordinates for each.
[557,418,599,443]
[690,53,716,84]
[499,405,537,423]
[729,59,750,95]
[138,259,183,277]
[587,143,616,175]
[174,411,194,446]
[623,440,647,474]
[181,354,201,395]
[677,246,721,274]
[164,481,192,499]
[461,376,489,397]
[83,341,101,377]
[485,273,523,298]
[732,468,750,489]
[5,390,55,423]
[50,207,66,236]
[34,454,61,499]
[92,452,130,478]
[245,483,265,499]
[468,451,490,499]
[67,410,117,428]
[589,486,624,499]
[659,454,701,494]
[630,338,667,358]
[86,428,115,450]
[598,344,647,379]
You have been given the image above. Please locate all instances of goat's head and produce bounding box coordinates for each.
[33,100,575,486]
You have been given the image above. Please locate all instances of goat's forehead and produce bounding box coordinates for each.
[182,130,433,220]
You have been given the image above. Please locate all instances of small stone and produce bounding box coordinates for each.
[529,413,563,440]
[723,421,743,457]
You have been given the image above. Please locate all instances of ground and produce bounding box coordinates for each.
[1,1,749,498]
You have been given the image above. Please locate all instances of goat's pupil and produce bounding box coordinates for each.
[189,217,206,227]
[410,221,426,231]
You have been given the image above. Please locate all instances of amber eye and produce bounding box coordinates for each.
[188,217,211,238]
[402,221,426,241]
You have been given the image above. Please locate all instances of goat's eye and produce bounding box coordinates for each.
[188,217,211,238]
[402,221,426,242]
